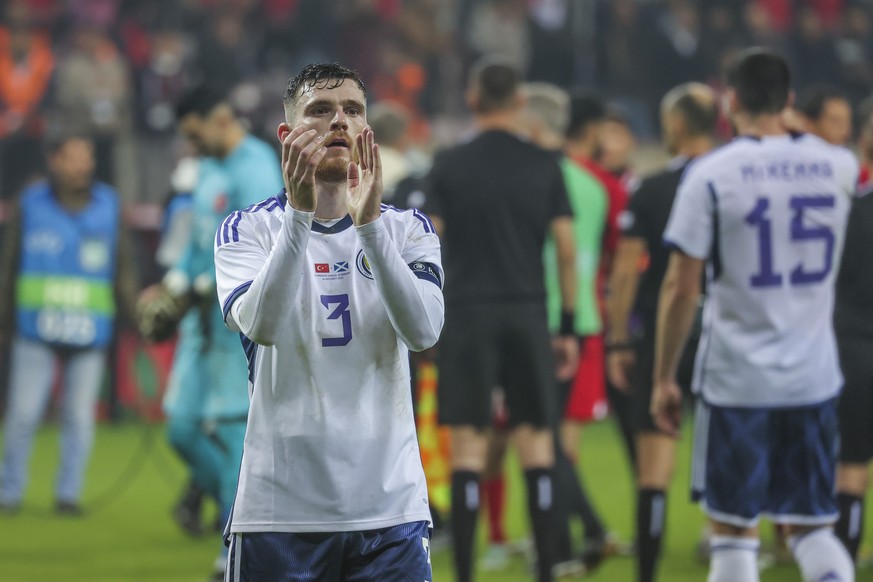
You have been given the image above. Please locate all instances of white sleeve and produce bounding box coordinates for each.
[215,205,313,345]
[663,165,714,260]
[356,214,444,352]
[839,149,861,198]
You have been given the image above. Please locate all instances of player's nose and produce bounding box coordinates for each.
[330,107,349,132]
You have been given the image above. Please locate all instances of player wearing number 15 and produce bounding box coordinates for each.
[214,63,443,581]
[652,49,859,582]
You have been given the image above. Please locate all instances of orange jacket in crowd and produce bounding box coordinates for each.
[0,27,54,139]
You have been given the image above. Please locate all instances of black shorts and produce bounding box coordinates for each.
[631,335,698,434]
[437,302,556,429]
[837,333,873,464]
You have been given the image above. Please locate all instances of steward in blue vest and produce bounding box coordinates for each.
[0,133,138,515]
[0,146,138,349]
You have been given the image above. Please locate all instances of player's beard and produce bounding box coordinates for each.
[315,132,360,183]
[315,157,349,183]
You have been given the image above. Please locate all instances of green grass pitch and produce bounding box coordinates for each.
[1,421,872,581]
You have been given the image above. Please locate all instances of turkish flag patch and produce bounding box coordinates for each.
[315,263,330,273]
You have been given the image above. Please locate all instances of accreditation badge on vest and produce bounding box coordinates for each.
[17,275,115,348]
[33,278,102,347]
[80,238,110,272]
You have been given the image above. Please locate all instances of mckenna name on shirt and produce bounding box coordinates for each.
[741,160,834,183]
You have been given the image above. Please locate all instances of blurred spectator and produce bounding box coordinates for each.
[395,0,452,116]
[0,0,869,203]
[262,0,337,73]
[337,0,394,88]
[756,0,793,32]
[789,7,842,89]
[52,20,137,200]
[527,0,573,87]
[700,4,746,76]
[594,0,656,138]
[834,3,873,106]
[195,9,260,97]
[0,0,54,200]
[795,85,852,146]
[743,2,790,57]
[0,132,139,515]
[648,1,708,104]
[811,0,846,30]
[133,27,197,202]
[465,0,530,73]
[69,0,118,30]
[371,35,429,140]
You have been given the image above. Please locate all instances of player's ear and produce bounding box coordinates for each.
[722,89,738,119]
[214,103,234,127]
[512,91,526,111]
[277,123,291,144]
[465,88,478,113]
[673,112,687,137]
[785,90,795,111]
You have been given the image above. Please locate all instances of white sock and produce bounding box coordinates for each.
[708,535,760,582]
[788,527,855,582]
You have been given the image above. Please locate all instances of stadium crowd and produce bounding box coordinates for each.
[1,0,873,203]
[2,1,873,582]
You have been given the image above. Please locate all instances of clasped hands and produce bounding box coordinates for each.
[281,125,383,226]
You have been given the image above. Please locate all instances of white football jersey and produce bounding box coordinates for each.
[214,194,442,532]
[665,133,858,407]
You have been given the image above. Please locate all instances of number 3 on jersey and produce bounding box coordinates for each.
[745,194,835,288]
[320,294,352,347]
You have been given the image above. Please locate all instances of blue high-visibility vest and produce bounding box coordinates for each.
[15,181,120,348]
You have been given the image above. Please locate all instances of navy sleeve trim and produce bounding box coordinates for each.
[222,280,253,321]
[240,333,258,384]
[409,261,442,288]
[662,238,688,254]
[380,203,436,234]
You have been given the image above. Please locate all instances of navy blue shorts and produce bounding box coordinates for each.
[691,398,839,528]
[224,521,432,582]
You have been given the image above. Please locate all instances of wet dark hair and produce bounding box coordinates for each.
[283,63,367,119]
[724,48,790,115]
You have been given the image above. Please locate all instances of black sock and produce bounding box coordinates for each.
[637,488,666,582]
[526,467,557,582]
[552,455,573,562]
[555,448,606,541]
[451,471,480,582]
[836,492,864,561]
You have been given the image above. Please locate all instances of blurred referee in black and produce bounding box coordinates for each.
[423,56,578,582]
[833,179,873,562]
[605,82,718,582]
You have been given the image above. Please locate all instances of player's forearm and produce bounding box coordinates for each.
[652,265,699,384]
[606,239,644,343]
[606,272,639,344]
[357,217,444,352]
[552,217,577,312]
[230,207,312,346]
